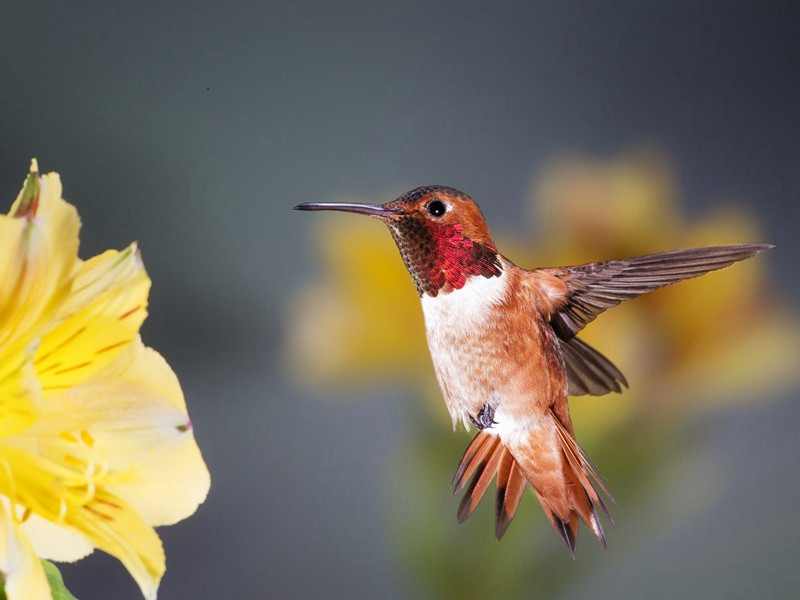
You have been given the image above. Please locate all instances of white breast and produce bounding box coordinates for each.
[420,271,508,332]
[420,271,508,428]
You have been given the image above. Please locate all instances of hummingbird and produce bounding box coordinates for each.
[294,186,772,556]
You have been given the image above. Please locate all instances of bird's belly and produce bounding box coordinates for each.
[421,271,565,430]
[426,327,500,428]
[421,273,514,428]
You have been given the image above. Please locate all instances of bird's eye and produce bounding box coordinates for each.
[427,199,447,217]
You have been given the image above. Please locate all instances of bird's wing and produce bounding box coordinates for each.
[544,244,772,341]
[559,336,628,396]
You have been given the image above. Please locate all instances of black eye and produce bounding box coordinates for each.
[427,199,447,217]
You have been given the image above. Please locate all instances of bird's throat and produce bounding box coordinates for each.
[387,216,503,297]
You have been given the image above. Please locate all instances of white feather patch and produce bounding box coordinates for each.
[421,272,508,428]
[420,271,508,331]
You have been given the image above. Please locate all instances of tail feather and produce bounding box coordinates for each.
[550,408,614,522]
[453,424,613,554]
[452,431,495,493]
[548,409,612,546]
[543,508,578,558]
[494,449,527,539]
[457,439,504,523]
[587,494,607,549]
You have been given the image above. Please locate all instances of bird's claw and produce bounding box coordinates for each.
[470,404,497,430]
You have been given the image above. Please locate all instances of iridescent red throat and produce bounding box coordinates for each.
[387,216,502,297]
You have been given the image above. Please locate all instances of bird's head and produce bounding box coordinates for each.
[295,186,503,296]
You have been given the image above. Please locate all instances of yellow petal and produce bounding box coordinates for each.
[35,244,150,396]
[69,491,165,600]
[0,352,40,439]
[0,171,80,358]
[105,427,209,527]
[75,341,209,525]
[0,503,51,600]
[19,511,94,563]
[16,338,208,526]
[0,446,164,600]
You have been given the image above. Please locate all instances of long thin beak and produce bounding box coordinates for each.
[293,202,401,218]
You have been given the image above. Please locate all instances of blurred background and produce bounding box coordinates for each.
[2,1,799,598]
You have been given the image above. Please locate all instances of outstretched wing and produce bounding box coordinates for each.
[545,244,772,342]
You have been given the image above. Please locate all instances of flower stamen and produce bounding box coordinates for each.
[62,455,84,469]
[59,431,78,443]
[57,496,67,522]
[79,430,94,447]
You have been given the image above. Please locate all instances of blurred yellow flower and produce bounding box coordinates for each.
[286,149,800,598]
[0,161,210,600]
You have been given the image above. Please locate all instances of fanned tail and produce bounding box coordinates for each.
[453,422,613,556]
[453,432,526,536]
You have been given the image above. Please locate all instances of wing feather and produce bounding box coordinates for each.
[560,337,628,396]
[546,244,772,340]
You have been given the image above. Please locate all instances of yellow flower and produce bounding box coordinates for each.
[0,161,210,600]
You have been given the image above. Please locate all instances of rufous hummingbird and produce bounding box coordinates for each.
[294,186,771,556]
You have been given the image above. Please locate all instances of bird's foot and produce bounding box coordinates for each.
[470,404,497,430]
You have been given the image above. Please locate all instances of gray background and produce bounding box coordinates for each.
[1,1,799,598]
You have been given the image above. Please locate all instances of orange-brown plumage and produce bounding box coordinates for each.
[294,185,772,556]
